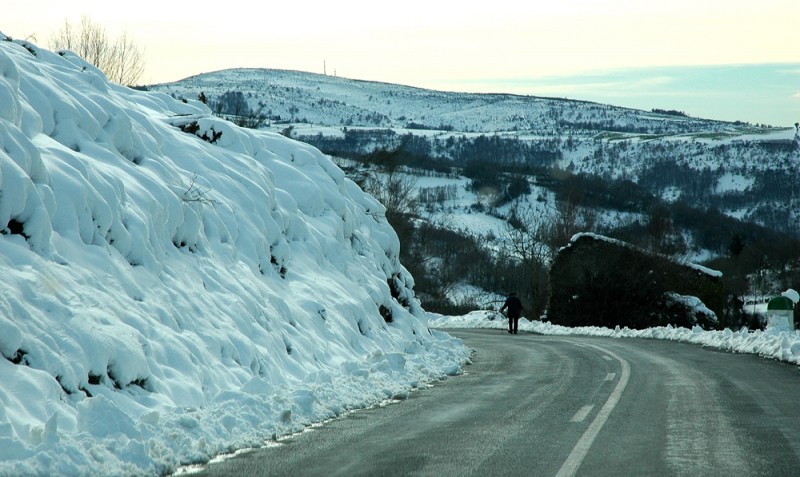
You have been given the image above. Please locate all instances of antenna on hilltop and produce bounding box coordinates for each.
[324,60,327,76]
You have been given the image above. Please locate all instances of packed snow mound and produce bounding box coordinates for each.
[0,35,468,476]
[782,289,799,304]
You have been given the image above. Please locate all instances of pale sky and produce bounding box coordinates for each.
[4,0,799,124]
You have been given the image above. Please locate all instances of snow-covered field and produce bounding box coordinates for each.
[0,36,470,476]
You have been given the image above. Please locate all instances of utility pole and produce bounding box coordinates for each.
[324,60,327,76]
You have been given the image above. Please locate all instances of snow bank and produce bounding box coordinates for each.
[429,311,800,366]
[0,36,468,476]
[782,289,799,304]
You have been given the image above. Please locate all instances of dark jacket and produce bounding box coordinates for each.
[500,294,523,319]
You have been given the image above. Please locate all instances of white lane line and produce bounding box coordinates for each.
[605,373,616,381]
[556,345,631,477]
[570,405,595,423]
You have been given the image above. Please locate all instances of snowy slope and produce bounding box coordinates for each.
[148,68,740,136]
[0,36,468,476]
[149,68,800,237]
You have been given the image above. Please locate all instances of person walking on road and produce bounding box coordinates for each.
[500,292,523,334]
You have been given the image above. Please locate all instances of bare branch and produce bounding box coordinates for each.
[49,16,145,85]
[181,173,217,206]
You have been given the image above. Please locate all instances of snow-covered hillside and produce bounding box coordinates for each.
[149,68,800,237]
[0,36,469,476]
[148,68,743,136]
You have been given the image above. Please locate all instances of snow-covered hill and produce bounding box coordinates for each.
[0,36,469,476]
[148,67,745,136]
[148,68,800,237]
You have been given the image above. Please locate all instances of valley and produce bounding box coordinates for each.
[147,68,800,325]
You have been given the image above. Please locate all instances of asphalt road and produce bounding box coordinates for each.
[191,328,800,476]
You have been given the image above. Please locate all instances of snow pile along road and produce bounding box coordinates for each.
[430,309,800,365]
[0,35,468,476]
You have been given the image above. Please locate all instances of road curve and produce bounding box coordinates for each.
[191,329,800,476]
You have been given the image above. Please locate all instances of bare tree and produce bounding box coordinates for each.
[547,183,597,250]
[366,171,417,220]
[50,16,145,85]
[505,205,552,268]
[358,148,418,221]
[502,205,553,317]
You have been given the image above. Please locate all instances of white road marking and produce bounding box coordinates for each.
[570,405,595,423]
[605,373,616,381]
[556,344,631,477]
